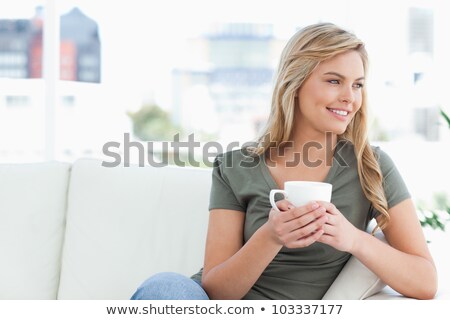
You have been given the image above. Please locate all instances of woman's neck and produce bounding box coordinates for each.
[278,130,338,168]
[291,128,337,150]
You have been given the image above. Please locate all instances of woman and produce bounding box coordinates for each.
[131,22,437,300]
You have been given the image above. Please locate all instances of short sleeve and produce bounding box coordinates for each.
[208,155,246,212]
[370,147,411,219]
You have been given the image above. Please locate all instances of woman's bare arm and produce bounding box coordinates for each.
[319,198,437,299]
[351,199,437,299]
[201,201,328,299]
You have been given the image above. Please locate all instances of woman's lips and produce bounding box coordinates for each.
[326,107,349,121]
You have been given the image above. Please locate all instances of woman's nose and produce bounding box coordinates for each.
[338,86,355,104]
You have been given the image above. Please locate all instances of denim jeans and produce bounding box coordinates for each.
[130,272,209,300]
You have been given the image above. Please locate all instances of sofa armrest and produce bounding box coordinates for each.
[364,286,415,300]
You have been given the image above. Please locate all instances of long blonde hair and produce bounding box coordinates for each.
[254,23,389,232]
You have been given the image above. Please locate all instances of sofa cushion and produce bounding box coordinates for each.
[0,162,70,299]
[322,227,387,299]
[57,159,211,299]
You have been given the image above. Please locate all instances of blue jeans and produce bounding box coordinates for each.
[130,272,209,300]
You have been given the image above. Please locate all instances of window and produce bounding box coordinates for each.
[1,1,449,206]
[6,95,30,107]
[60,95,75,107]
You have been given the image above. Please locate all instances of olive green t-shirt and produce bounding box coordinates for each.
[191,140,410,299]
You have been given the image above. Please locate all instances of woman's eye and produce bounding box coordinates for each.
[328,80,339,84]
[354,83,364,89]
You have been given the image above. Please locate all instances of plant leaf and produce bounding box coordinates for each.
[440,108,450,129]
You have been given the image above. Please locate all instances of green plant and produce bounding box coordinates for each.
[127,104,182,142]
[417,192,450,231]
[417,108,450,232]
[441,108,450,129]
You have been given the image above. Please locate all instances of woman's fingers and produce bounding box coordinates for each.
[321,222,336,236]
[279,201,322,222]
[287,228,325,248]
[317,201,339,215]
[316,233,333,245]
[282,205,327,232]
[273,199,294,212]
[283,214,328,244]
[269,201,333,248]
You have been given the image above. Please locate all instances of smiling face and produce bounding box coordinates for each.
[295,50,365,136]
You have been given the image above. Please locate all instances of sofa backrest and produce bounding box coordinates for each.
[57,159,212,299]
[0,162,71,299]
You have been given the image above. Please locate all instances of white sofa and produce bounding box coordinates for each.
[0,159,442,300]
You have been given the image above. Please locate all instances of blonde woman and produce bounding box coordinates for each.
[131,22,437,300]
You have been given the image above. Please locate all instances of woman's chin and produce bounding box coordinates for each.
[323,125,347,135]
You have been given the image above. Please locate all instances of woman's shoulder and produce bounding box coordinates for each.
[369,144,393,162]
[337,140,390,161]
[334,140,397,170]
[370,144,382,156]
[369,144,398,171]
[334,139,357,166]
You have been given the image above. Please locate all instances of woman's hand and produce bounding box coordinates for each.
[316,201,360,253]
[266,200,328,248]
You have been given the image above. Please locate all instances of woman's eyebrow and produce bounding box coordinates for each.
[323,71,365,81]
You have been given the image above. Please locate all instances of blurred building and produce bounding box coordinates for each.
[0,19,31,78]
[409,7,440,141]
[0,6,101,83]
[172,23,285,143]
[59,7,101,82]
[174,16,445,144]
[0,8,113,163]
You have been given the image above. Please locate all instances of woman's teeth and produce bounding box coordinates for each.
[327,108,348,116]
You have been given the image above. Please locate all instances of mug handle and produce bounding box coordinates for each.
[269,189,288,212]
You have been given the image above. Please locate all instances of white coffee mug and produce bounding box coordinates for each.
[269,181,332,212]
